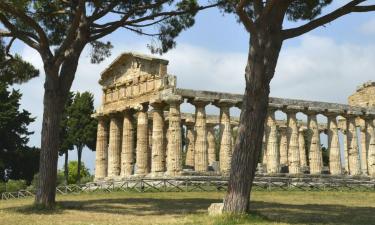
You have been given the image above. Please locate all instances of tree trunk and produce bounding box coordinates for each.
[223,29,283,213]
[64,151,69,185]
[35,77,65,208]
[77,146,83,183]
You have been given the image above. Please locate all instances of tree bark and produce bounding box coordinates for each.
[35,51,82,208]
[64,151,69,185]
[223,27,283,213]
[77,146,83,183]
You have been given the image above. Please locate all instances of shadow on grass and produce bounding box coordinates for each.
[4,197,375,224]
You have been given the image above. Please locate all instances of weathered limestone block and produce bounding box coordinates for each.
[166,97,183,175]
[121,111,135,176]
[347,116,361,175]
[207,125,216,166]
[193,99,210,172]
[208,203,224,216]
[108,116,122,178]
[279,127,288,167]
[185,122,195,168]
[298,128,307,168]
[151,102,166,175]
[135,105,149,176]
[307,113,323,174]
[367,119,375,177]
[327,115,342,175]
[266,110,280,173]
[286,110,301,174]
[359,118,368,175]
[95,118,108,180]
[218,102,234,174]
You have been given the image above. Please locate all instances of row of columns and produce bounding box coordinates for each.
[95,100,375,180]
[264,107,375,176]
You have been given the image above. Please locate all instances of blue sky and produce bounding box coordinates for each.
[11,2,375,172]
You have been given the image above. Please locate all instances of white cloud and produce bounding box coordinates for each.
[360,17,375,35]
[16,34,375,171]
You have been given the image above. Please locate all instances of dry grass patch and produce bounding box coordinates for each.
[0,191,374,225]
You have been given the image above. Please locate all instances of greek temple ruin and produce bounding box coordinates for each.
[93,52,375,181]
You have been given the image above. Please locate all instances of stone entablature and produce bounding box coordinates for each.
[94,52,375,180]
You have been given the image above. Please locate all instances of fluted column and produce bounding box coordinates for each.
[108,115,122,178]
[279,127,288,167]
[150,102,166,175]
[366,118,375,177]
[359,118,368,175]
[121,111,135,176]
[262,133,267,166]
[346,115,361,175]
[193,98,210,172]
[298,128,307,168]
[266,109,280,173]
[95,117,109,180]
[307,112,323,174]
[338,116,349,173]
[166,97,183,175]
[185,121,195,168]
[286,109,301,174]
[217,100,234,174]
[135,104,149,176]
[207,124,216,166]
[327,114,342,175]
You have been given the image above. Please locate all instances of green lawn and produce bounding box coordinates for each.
[1,191,374,225]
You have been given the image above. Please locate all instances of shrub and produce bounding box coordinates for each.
[0,182,5,193]
[5,179,27,192]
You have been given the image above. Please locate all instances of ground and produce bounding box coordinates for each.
[1,191,374,225]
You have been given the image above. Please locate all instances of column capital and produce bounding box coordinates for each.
[134,102,149,112]
[214,99,237,108]
[345,110,363,119]
[324,108,344,118]
[284,105,304,114]
[305,106,324,116]
[189,97,211,107]
[164,95,183,105]
[268,103,283,112]
[150,100,166,110]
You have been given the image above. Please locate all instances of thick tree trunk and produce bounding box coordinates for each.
[77,146,83,183]
[64,151,69,185]
[223,30,283,213]
[35,80,65,208]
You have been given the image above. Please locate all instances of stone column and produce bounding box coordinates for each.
[266,108,280,173]
[366,118,375,177]
[108,115,122,178]
[359,118,368,175]
[217,100,235,174]
[286,108,301,174]
[95,117,109,180]
[207,124,216,166]
[338,116,349,173]
[166,97,183,175]
[192,98,210,172]
[279,127,288,167]
[298,128,307,168]
[135,104,149,176]
[346,114,361,175]
[262,133,267,166]
[185,121,195,168]
[121,111,135,177]
[150,102,166,175]
[327,113,342,175]
[307,111,323,174]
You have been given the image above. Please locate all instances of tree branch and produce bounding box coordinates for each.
[282,0,375,40]
[0,14,40,51]
[5,37,16,59]
[0,1,50,52]
[236,0,256,34]
[123,26,162,37]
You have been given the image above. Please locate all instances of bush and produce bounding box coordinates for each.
[67,161,91,184]
[31,172,66,188]
[0,182,5,193]
[5,179,27,192]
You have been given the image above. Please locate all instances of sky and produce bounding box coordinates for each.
[10,2,375,172]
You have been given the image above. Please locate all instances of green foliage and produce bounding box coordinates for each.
[67,92,97,152]
[66,161,91,184]
[4,179,27,192]
[0,182,5,193]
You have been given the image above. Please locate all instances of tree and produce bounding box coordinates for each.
[218,0,375,213]
[0,39,39,184]
[67,92,97,183]
[0,0,218,207]
[58,92,74,185]
[65,161,91,184]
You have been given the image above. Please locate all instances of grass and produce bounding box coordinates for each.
[0,191,374,225]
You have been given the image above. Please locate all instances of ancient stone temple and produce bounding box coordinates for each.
[93,52,375,180]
